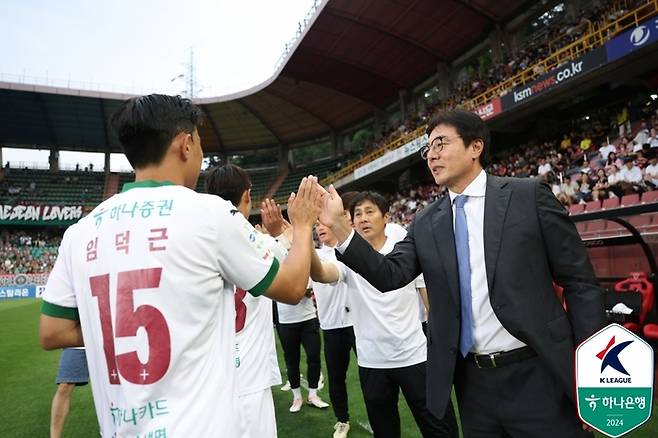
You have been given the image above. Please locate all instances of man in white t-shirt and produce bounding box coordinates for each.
[204,164,287,437]
[311,191,457,438]
[598,142,616,161]
[645,156,658,188]
[38,94,323,438]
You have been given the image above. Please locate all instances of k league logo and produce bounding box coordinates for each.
[597,336,632,380]
[576,324,653,437]
[630,25,650,47]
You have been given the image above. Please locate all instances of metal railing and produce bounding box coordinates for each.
[311,0,658,194]
[466,0,658,109]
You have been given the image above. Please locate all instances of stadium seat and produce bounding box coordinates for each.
[575,222,588,234]
[628,215,652,232]
[620,194,640,207]
[587,220,607,235]
[584,200,602,212]
[569,203,585,215]
[614,273,654,334]
[642,190,658,204]
[601,197,620,210]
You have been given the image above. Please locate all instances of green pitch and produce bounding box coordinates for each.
[1,300,655,437]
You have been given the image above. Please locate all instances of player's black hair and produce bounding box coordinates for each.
[425,109,491,166]
[205,164,252,207]
[110,94,204,169]
[340,191,359,215]
[349,191,389,219]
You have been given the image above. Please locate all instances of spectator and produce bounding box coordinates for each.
[537,157,552,177]
[576,173,593,203]
[598,141,616,161]
[591,168,609,201]
[645,155,658,189]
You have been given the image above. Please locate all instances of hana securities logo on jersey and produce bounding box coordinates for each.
[576,323,654,437]
[606,17,658,62]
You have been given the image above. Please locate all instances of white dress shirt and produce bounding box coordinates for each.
[448,170,526,354]
[337,170,525,354]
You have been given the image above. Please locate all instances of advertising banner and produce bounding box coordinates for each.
[474,98,502,121]
[354,134,428,179]
[501,46,608,110]
[0,204,83,225]
[606,16,658,62]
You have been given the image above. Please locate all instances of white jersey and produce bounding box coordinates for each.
[332,236,427,369]
[235,234,285,396]
[312,245,353,330]
[276,279,317,324]
[235,291,281,395]
[41,181,279,438]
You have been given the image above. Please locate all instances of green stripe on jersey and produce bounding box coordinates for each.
[249,257,280,297]
[121,179,175,193]
[41,301,80,321]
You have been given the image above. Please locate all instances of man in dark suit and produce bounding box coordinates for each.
[319,109,606,437]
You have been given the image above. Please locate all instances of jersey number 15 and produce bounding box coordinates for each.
[90,268,171,385]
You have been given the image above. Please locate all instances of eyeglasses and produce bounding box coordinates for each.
[420,135,462,160]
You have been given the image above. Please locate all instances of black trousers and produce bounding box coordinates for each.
[276,318,322,389]
[454,354,593,438]
[359,362,457,438]
[323,326,356,423]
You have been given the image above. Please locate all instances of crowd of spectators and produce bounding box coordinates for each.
[387,100,658,225]
[449,0,643,107]
[0,230,61,275]
[355,1,642,163]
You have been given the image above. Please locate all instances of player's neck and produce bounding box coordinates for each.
[134,165,185,187]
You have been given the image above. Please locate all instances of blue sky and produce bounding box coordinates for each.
[1,0,316,169]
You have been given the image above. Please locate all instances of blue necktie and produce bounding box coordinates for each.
[454,195,474,357]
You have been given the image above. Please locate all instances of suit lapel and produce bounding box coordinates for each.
[431,196,460,308]
[483,176,511,294]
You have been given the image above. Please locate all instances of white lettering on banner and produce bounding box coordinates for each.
[514,60,585,104]
[0,204,83,222]
[354,134,428,179]
[0,205,41,221]
[42,205,83,221]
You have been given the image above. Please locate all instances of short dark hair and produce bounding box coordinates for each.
[110,94,204,169]
[425,109,491,166]
[349,191,389,219]
[340,191,359,213]
[205,164,252,206]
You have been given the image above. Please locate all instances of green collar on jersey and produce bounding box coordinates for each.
[121,179,176,193]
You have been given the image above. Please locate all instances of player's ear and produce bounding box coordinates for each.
[175,132,192,162]
[242,189,251,206]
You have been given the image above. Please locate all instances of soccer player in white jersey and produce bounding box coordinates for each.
[38,94,323,438]
[204,164,285,437]
[311,191,457,438]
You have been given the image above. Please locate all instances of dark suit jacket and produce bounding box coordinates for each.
[337,174,606,418]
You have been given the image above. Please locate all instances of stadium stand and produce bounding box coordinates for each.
[0,229,60,274]
[0,168,104,205]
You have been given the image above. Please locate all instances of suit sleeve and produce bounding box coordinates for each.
[336,220,422,292]
[535,181,606,343]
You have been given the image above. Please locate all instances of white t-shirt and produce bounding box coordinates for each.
[41,181,279,438]
[537,162,552,175]
[416,275,427,323]
[235,290,281,396]
[599,144,616,160]
[277,293,317,324]
[331,236,427,369]
[620,165,643,183]
[645,163,658,185]
[312,245,353,330]
[235,234,285,396]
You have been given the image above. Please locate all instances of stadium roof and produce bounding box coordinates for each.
[0,0,531,154]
